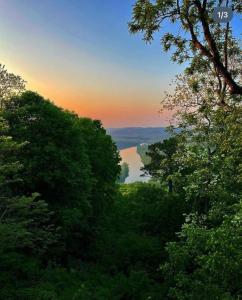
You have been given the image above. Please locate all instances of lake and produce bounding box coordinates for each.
[120,146,150,183]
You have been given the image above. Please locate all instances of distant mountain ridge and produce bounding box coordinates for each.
[107,127,170,150]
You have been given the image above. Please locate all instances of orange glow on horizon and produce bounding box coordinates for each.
[3,52,175,128]
[29,87,174,127]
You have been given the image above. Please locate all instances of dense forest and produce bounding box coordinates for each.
[0,1,241,299]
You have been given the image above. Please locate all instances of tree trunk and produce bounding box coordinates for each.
[168,179,173,193]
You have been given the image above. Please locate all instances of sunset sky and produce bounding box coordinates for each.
[0,0,240,127]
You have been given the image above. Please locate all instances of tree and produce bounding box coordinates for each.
[76,117,120,221]
[144,21,241,210]
[0,117,59,299]
[117,162,129,183]
[129,0,242,95]
[2,91,93,258]
[3,91,92,206]
[138,9,242,295]
[143,137,180,192]
[0,64,25,109]
[136,144,151,166]
[160,62,241,212]
[162,201,242,299]
[94,183,186,274]
[2,91,121,258]
[0,117,24,198]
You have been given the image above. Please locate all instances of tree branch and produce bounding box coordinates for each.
[192,0,242,94]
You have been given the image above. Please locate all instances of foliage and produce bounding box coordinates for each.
[93,183,186,273]
[76,117,120,221]
[117,162,129,183]
[162,201,242,299]
[143,137,181,192]
[0,1,241,294]
[129,0,242,94]
[2,91,120,259]
[3,91,92,207]
[0,116,59,300]
[128,4,242,297]
[0,64,25,109]
[136,143,151,166]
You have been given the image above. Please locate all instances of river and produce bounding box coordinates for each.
[120,146,150,183]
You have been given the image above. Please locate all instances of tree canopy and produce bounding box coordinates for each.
[129,0,242,95]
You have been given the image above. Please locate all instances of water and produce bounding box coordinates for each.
[120,146,150,183]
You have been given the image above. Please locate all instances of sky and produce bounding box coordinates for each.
[0,0,240,127]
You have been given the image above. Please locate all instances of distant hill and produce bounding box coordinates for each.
[107,127,170,150]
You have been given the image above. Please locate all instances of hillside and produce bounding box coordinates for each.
[107,127,170,149]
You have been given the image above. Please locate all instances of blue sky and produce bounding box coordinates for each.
[0,0,240,127]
